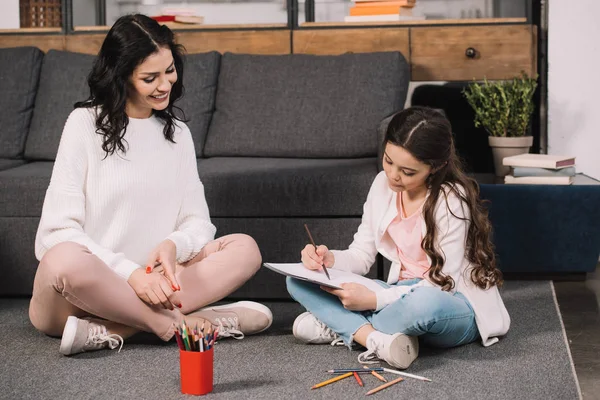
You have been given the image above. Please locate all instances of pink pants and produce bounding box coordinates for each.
[29,234,262,341]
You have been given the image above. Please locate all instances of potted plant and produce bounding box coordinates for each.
[463,72,538,176]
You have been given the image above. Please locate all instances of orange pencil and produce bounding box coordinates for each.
[366,376,404,396]
[353,371,363,386]
[364,366,387,382]
[311,372,353,389]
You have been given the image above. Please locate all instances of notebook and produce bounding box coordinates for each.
[263,262,385,292]
[502,154,575,169]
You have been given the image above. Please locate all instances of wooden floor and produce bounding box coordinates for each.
[554,264,600,400]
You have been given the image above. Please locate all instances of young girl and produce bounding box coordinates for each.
[29,14,272,356]
[287,106,510,369]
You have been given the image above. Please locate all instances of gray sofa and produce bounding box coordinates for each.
[0,46,410,298]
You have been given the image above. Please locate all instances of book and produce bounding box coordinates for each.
[350,6,406,15]
[263,262,384,292]
[512,166,576,177]
[502,154,575,169]
[353,0,415,3]
[355,1,416,7]
[151,15,176,22]
[174,15,204,24]
[344,14,424,22]
[504,175,573,185]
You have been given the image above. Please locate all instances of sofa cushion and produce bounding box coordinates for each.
[176,52,220,157]
[0,159,26,171]
[0,162,52,217]
[198,157,378,217]
[24,50,95,160]
[204,52,410,158]
[0,47,44,158]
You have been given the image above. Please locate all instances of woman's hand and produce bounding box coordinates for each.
[321,283,377,311]
[301,244,335,271]
[146,239,180,291]
[127,268,181,310]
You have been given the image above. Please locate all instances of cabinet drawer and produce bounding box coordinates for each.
[410,25,536,81]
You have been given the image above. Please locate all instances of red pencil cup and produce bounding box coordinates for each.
[179,347,214,395]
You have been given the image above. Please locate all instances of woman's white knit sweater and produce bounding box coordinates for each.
[35,107,216,279]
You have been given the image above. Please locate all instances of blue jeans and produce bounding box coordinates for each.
[286,277,480,348]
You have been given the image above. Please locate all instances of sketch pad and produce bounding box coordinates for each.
[263,262,384,292]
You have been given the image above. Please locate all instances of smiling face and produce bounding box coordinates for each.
[126,46,177,119]
[382,142,432,196]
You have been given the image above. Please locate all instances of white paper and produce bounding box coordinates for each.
[263,262,385,292]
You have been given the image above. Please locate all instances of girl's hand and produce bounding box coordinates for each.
[146,239,180,291]
[321,283,377,311]
[301,244,335,271]
[127,268,181,310]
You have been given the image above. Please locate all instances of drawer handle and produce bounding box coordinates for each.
[465,47,477,59]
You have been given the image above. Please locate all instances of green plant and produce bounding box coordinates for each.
[462,72,538,137]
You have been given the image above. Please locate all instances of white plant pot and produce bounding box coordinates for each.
[488,136,534,177]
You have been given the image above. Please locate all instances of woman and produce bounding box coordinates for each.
[29,14,272,356]
[287,106,510,369]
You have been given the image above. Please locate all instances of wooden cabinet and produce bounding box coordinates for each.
[0,21,537,81]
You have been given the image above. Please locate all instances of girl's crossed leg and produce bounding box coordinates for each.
[286,277,479,369]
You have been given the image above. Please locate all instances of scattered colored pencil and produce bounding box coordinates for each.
[328,368,384,373]
[353,372,363,387]
[364,366,387,382]
[311,372,353,389]
[382,368,432,382]
[366,376,404,396]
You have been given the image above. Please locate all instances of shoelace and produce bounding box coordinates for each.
[314,319,343,346]
[86,324,124,353]
[358,348,379,365]
[214,317,244,340]
[357,339,381,365]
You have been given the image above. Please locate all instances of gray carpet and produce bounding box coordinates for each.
[0,281,581,400]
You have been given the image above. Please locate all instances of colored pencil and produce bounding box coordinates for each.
[311,372,353,389]
[353,372,363,386]
[366,376,404,395]
[328,368,384,373]
[364,367,387,382]
[173,326,184,350]
[382,368,432,382]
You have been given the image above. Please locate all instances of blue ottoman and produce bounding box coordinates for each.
[477,174,600,276]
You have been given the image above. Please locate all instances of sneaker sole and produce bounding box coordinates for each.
[59,316,78,356]
[202,301,273,333]
[388,333,419,370]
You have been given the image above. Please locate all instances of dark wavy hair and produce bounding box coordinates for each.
[383,106,503,291]
[75,14,186,156]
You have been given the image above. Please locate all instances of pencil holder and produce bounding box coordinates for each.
[179,347,214,395]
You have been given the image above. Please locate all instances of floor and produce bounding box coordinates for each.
[554,264,600,400]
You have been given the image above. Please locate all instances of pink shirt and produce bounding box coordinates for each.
[386,193,430,280]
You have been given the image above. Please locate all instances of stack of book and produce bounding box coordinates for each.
[502,154,576,185]
[345,0,424,22]
[151,7,204,26]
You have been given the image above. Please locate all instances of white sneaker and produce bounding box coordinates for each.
[292,312,344,345]
[59,316,124,356]
[358,331,418,370]
[188,301,273,340]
